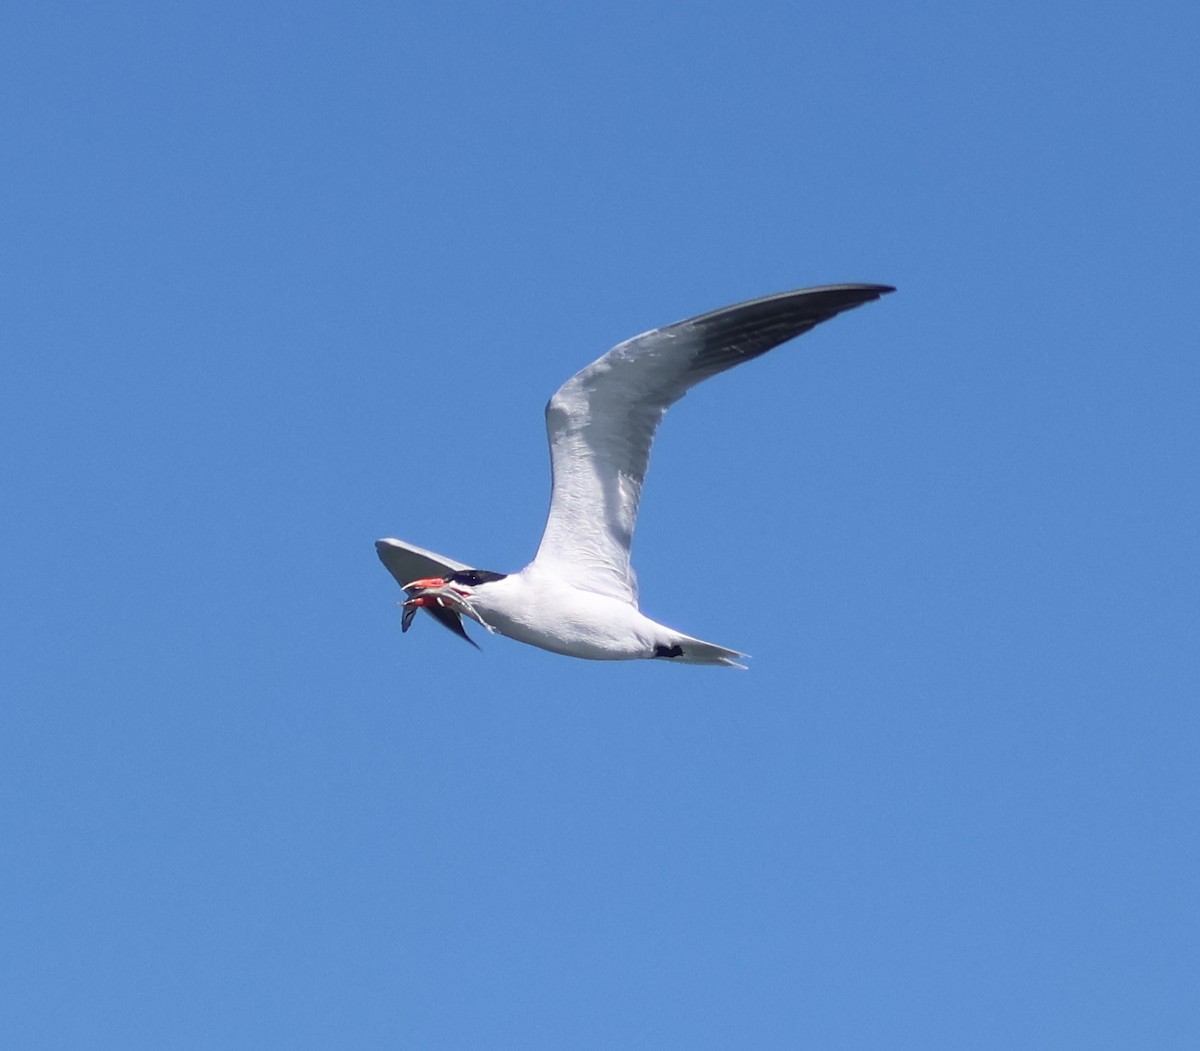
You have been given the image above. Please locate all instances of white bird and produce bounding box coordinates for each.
[377,283,894,668]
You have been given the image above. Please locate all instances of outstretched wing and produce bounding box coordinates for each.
[375,538,479,646]
[375,537,470,585]
[531,284,894,604]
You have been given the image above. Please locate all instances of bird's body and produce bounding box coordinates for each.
[471,572,655,661]
[459,566,744,665]
[376,283,894,667]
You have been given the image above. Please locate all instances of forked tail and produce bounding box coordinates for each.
[656,633,748,669]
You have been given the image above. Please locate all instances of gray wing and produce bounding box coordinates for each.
[531,284,895,604]
[375,537,470,587]
[375,538,481,644]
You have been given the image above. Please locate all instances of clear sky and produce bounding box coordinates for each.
[2,1,1198,1047]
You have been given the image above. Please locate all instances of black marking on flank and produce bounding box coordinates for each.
[654,644,685,659]
[446,569,508,588]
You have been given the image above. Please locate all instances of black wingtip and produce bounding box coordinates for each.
[426,603,482,650]
[833,282,896,300]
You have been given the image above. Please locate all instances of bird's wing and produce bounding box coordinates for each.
[375,537,470,586]
[531,284,895,604]
[375,538,480,644]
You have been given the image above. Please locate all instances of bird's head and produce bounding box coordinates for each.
[400,569,508,646]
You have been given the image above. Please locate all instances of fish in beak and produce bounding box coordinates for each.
[400,578,481,649]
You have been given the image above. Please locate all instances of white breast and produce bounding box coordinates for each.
[469,570,661,661]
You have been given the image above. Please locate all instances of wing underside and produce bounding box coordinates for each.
[375,537,470,585]
[375,537,479,645]
[531,284,894,604]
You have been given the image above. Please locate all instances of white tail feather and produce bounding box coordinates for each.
[669,633,749,670]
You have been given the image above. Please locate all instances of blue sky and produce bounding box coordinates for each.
[2,1,1198,1047]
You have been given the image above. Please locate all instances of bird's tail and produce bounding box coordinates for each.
[661,632,749,670]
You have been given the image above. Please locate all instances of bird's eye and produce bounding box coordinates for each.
[448,568,507,587]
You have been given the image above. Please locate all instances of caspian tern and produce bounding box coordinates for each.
[377,283,894,668]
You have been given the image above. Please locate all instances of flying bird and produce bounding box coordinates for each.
[377,283,894,667]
